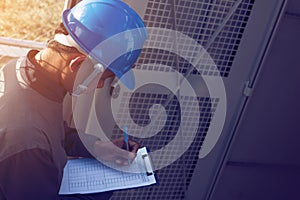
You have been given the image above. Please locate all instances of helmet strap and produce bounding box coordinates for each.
[71,63,105,97]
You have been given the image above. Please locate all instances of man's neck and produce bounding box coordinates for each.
[34,49,66,86]
[19,50,67,102]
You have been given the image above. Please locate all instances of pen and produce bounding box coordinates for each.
[123,126,131,165]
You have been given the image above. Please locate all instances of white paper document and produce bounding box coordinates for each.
[59,147,156,194]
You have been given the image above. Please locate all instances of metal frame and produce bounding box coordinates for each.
[186,0,287,199]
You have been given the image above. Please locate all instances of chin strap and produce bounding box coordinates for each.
[71,63,104,97]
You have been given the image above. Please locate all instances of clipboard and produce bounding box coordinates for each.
[59,147,156,195]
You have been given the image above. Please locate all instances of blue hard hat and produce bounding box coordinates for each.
[62,0,148,89]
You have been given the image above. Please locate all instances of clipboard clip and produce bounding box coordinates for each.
[142,153,154,176]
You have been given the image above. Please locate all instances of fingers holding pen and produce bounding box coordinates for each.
[93,137,140,166]
[128,139,140,153]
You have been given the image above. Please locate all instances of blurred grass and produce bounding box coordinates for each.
[0,0,64,41]
[0,0,64,66]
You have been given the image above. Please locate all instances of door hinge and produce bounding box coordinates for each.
[243,81,253,97]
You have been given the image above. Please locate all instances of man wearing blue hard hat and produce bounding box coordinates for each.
[0,0,148,199]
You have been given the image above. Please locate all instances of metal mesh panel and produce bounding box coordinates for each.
[136,0,254,77]
[137,0,177,72]
[143,0,174,29]
[110,86,219,199]
[203,0,255,77]
[110,0,255,199]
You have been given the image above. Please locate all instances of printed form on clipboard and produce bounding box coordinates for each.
[59,147,156,194]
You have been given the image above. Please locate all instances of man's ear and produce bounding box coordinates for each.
[69,55,86,72]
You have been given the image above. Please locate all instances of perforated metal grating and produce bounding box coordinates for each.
[110,87,219,200]
[136,0,254,77]
[109,0,255,199]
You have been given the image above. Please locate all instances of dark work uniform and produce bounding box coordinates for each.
[0,50,112,200]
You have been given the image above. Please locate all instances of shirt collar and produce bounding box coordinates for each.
[20,50,67,103]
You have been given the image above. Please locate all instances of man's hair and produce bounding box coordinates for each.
[47,23,80,54]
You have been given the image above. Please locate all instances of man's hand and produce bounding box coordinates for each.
[93,137,140,166]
